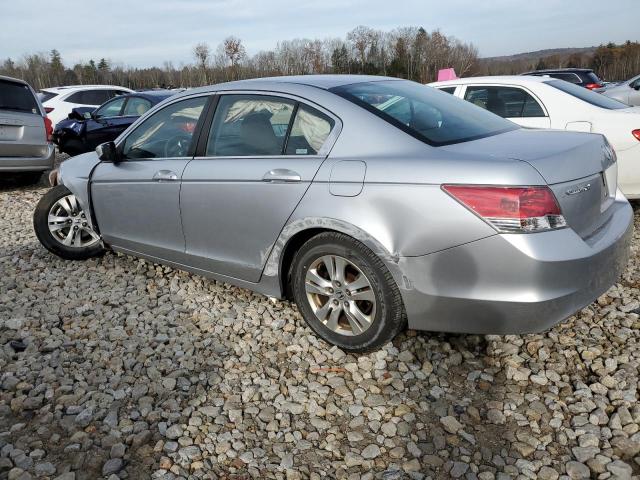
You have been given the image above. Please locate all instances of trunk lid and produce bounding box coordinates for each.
[440,128,616,239]
[0,111,48,158]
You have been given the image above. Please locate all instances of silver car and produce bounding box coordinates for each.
[1,75,55,179]
[602,74,640,106]
[33,75,633,351]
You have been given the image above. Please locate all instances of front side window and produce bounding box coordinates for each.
[464,86,546,118]
[0,80,39,114]
[122,96,207,159]
[95,97,126,118]
[123,97,152,116]
[547,80,628,110]
[331,80,516,146]
[285,105,334,155]
[206,95,295,156]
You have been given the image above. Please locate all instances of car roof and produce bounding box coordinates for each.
[181,74,402,96]
[429,75,552,87]
[522,68,594,74]
[0,74,30,86]
[125,90,174,101]
[41,85,130,93]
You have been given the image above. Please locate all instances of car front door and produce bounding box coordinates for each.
[85,96,127,148]
[180,93,337,282]
[463,85,551,129]
[90,95,209,260]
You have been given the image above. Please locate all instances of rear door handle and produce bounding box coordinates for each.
[152,170,178,182]
[262,169,301,183]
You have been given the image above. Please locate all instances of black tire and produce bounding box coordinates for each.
[33,185,104,260]
[290,232,406,352]
[59,138,85,156]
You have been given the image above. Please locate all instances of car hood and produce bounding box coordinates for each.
[439,128,608,185]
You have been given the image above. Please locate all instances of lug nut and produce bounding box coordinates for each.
[333,300,339,305]
[328,288,334,294]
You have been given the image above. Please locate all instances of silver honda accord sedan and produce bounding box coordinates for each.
[33,75,633,352]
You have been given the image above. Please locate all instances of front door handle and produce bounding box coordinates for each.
[153,170,178,182]
[262,169,301,183]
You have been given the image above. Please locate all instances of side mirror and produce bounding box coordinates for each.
[84,111,93,119]
[96,141,120,163]
[633,84,640,91]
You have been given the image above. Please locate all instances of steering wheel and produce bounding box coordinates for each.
[164,135,191,157]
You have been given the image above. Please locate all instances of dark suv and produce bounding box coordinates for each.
[521,68,605,90]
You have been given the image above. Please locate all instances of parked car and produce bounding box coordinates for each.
[39,85,133,128]
[602,73,640,106]
[429,75,640,198]
[33,75,632,351]
[521,68,605,90]
[0,75,55,181]
[53,90,174,156]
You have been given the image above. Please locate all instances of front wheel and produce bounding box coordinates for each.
[290,232,406,352]
[33,185,104,260]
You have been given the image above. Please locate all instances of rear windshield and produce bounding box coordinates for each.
[38,91,59,103]
[330,80,517,146]
[547,80,628,110]
[0,79,40,114]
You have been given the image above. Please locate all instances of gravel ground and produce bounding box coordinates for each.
[1,159,640,480]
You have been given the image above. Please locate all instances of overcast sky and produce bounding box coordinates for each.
[1,0,638,67]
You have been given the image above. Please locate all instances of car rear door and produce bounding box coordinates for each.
[90,94,209,260]
[462,85,551,129]
[180,92,338,282]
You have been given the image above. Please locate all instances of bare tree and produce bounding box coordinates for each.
[193,42,211,84]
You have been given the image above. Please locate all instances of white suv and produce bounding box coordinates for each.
[39,85,133,127]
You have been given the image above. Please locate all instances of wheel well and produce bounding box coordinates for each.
[279,228,332,300]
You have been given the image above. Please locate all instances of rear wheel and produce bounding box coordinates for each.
[291,232,405,352]
[33,185,104,260]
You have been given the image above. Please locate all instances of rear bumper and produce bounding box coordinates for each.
[398,193,633,334]
[0,145,55,172]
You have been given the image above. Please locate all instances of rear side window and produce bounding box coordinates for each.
[38,91,58,103]
[123,97,152,116]
[206,95,295,156]
[331,80,516,146]
[464,86,546,118]
[65,90,111,106]
[110,90,127,98]
[438,87,456,94]
[285,104,334,155]
[0,80,39,114]
[547,80,628,110]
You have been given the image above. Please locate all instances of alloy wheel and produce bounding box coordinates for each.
[304,255,377,336]
[47,194,100,248]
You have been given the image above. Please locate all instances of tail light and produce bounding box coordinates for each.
[44,107,54,114]
[442,185,567,233]
[44,116,53,142]
[585,83,604,90]
[633,129,640,141]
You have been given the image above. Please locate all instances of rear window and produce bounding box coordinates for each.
[38,91,58,103]
[585,71,602,84]
[330,80,517,146]
[547,80,628,110]
[0,79,40,114]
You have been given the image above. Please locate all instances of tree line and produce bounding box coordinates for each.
[1,28,638,91]
[0,26,477,90]
[476,41,640,82]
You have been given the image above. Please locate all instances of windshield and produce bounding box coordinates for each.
[0,79,40,114]
[547,80,628,110]
[330,80,517,146]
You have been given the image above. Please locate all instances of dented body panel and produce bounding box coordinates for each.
[56,75,633,335]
